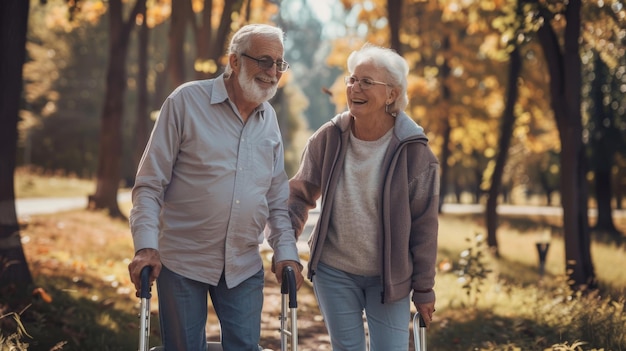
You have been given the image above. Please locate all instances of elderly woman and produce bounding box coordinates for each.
[289,43,439,350]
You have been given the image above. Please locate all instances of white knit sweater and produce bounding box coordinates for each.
[320,128,393,276]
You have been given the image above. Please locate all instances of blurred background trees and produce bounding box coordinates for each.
[4,0,625,291]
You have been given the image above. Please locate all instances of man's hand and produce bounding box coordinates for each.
[128,248,162,298]
[273,260,304,290]
[414,300,436,328]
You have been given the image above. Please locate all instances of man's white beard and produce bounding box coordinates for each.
[238,64,278,104]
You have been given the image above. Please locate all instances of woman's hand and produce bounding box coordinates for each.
[414,300,436,328]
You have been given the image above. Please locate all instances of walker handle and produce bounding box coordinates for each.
[281,265,298,308]
[140,266,152,299]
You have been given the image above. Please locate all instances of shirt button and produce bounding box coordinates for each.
[235,200,240,204]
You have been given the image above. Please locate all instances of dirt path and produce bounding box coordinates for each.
[205,264,420,351]
[258,270,331,351]
[202,266,331,351]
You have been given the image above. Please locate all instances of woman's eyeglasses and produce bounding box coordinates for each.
[344,76,390,90]
[241,53,290,72]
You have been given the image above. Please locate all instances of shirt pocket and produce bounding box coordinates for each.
[250,143,275,189]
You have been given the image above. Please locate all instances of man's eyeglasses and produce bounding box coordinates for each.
[241,53,290,72]
[344,76,390,90]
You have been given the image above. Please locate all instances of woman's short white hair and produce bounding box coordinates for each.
[224,24,285,75]
[347,43,409,115]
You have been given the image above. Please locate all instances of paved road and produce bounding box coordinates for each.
[15,192,132,217]
[15,195,623,226]
[17,194,625,218]
[441,203,625,218]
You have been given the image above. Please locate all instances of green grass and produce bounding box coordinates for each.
[14,167,97,198]
[3,172,626,350]
[432,215,626,350]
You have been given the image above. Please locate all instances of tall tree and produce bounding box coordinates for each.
[88,0,147,218]
[0,0,33,294]
[588,53,624,241]
[436,34,452,213]
[387,0,403,54]
[133,4,151,174]
[193,0,243,80]
[168,0,190,87]
[534,0,596,288]
[486,0,525,256]
[162,0,248,95]
[486,46,522,257]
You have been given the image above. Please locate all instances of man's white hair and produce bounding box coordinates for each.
[224,24,285,75]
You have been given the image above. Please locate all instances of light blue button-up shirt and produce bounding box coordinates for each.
[130,75,299,288]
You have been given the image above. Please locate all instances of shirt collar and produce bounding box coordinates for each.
[212,74,267,119]
[211,74,229,105]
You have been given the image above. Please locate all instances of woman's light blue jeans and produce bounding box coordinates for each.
[313,262,411,351]
[157,265,264,351]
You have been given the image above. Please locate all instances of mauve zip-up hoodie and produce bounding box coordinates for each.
[289,111,440,304]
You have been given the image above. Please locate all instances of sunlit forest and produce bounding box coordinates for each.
[1,0,625,349]
[13,0,626,207]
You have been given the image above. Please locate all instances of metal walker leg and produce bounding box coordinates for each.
[139,266,152,351]
[413,312,427,351]
[279,266,298,351]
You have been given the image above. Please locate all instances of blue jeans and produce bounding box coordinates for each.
[157,265,264,351]
[313,262,411,351]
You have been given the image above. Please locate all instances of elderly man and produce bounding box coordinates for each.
[128,24,303,351]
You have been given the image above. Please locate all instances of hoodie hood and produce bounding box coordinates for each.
[330,111,427,143]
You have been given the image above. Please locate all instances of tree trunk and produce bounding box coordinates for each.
[243,0,251,22]
[168,0,189,87]
[473,160,483,204]
[486,46,522,257]
[437,35,451,213]
[594,169,620,235]
[387,0,403,55]
[89,0,147,219]
[193,0,214,80]
[438,119,451,212]
[0,0,33,295]
[192,0,240,80]
[589,54,620,238]
[616,162,625,210]
[539,171,555,206]
[133,4,150,176]
[536,0,596,289]
[211,0,240,76]
[454,179,462,203]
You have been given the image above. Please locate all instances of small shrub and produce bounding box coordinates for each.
[456,231,493,306]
